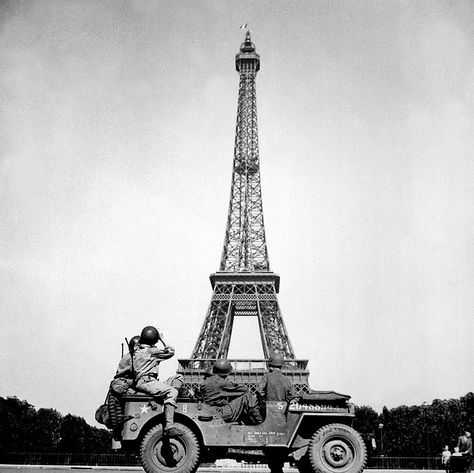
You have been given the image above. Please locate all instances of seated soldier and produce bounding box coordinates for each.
[116,336,140,376]
[111,335,140,394]
[134,325,182,436]
[201,359,263,425]
[106,335,141,444]
[258,351,297,403]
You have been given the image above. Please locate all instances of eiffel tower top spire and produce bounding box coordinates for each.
[220,31,268,273]
[236,30,260,71]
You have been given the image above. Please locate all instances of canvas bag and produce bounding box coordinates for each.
[95,391,112,427]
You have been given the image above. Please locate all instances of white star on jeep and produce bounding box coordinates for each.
[140,404,149,414]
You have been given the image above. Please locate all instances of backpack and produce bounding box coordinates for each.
[95,391,112,428]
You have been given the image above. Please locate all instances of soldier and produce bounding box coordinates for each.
[114,335,140,381]
[107,335,141,445]
[201,359,263,425]
[258,351,297,403]
[258,352,297,473]
[133,325,181,436]
[110,335,141,397]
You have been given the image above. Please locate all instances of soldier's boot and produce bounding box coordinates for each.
[163,404,182,437]
[249,405,264,424]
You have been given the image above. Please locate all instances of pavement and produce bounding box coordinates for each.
[0,467,442,473]
[0,466,252,471]
[0,466,263,471]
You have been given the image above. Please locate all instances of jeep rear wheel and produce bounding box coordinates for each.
[307,423,367,473]
[140,423,200,473]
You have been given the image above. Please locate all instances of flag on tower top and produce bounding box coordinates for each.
[240,24,248,30]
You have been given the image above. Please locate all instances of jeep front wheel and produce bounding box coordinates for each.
[140,423,200,473]
[307,423,367,473]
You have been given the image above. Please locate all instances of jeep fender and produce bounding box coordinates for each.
[289,413,355,450]
[122,409,204,447]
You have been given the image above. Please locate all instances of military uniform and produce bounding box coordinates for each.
[201,374,262,424]
[111,335,141,391]
[115,352,133,378]
[110,352,135,395]
[134,343,178,407]
[258,368,296,402]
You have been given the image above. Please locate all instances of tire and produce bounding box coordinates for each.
[140,422,200,473]
[307,423,367,473]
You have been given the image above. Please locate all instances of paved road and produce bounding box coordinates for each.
[0,467,442,473]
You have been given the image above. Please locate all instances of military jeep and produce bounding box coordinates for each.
[117,359,366,473]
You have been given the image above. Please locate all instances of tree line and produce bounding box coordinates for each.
[0,396,111,453]
[354,392,474,457]
[1,392,473,455]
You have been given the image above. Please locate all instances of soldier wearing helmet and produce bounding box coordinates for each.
[258,351,297,403]
[201,359,263,425]
[114,335,141,381]
[133,325,181,436]
[105,334,142,446]
[110,335,141,397]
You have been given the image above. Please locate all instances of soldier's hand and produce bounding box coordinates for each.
[289,397,300,407]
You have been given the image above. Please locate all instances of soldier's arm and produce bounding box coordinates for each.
[148,346,175,359]
[114,355,132,378]
[114,367,131,379]
[287,379,298,403]
[221,381,247,398]
[257,374,267,398]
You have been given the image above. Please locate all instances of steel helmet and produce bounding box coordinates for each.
[268,351,284,368]
[139,326,160,345]
[213,359,233,376]
[128,335,140,352]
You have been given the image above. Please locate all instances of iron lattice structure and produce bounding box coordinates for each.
[178,32,309,396]
[220,32,267,273]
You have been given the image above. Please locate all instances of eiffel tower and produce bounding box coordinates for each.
[178,31,309,395]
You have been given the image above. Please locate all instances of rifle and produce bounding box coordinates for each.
[125,337,137,386]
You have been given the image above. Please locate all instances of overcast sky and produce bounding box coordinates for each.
[1,0,473,426]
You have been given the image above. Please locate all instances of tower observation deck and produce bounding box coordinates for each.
[178,32,309,396]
